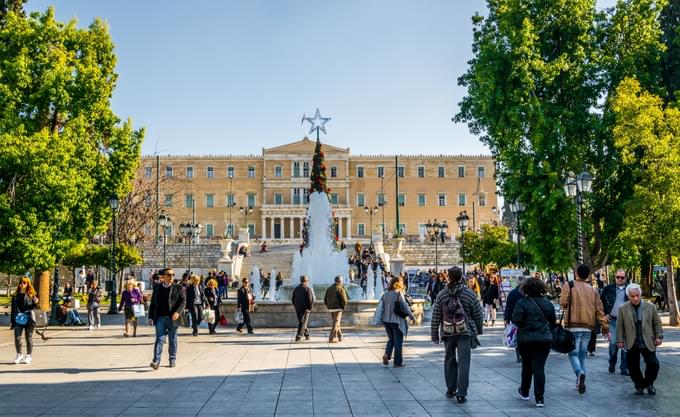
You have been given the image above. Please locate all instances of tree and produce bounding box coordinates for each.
[309,138,329,195]
[460,224,518,270]
[455,0,666,271]
[0,8,143,308]
[612,77,680,325]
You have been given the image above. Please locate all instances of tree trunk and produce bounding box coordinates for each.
[640,250,653,295]
[34,270,51,311]
[666,253,679,326]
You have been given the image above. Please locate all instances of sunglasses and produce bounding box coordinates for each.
[616,276,625,279]
[20,282,28,285]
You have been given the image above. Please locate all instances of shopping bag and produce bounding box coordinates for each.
[233,310,244,324]
[218,314,228,327]
[203,308,215,324]
[503,323,518,348]
[132,304,146,318]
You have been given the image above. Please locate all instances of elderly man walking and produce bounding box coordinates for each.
[616,283,663,395]
[292,275,314,341]
[324,276,348,343]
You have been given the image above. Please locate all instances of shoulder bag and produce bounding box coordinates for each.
[551,281,576,354]
[393,292,409,318]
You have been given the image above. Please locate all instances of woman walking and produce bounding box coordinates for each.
[378,276,415,368]
[87,280,103,330]
[186,275,204,336]
[204,278,221,334]
[482,275,499,326]
[236,277,255,334]
[11,277,39,364]
[118,279,144,337]
[511,277,556,408]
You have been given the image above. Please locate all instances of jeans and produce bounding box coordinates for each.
[153,316,178,363]
[626,345,660,388]
[568,330,592,375]
[296,310,310,339]
[443,335,471,396]
[518,342,551,401]
[329,311,343,342]
[608,319,628,372]
[14,324,34,355]
[88,307,100,327]
[383,322,404,365]
[190,304,203,335]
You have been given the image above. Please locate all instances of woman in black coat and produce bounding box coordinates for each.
[511,277,557,407]
[185,275,204,336]
[236,278,254,334]
[11,277,39,364]
[204,278,221,334]
[482,275,499,326]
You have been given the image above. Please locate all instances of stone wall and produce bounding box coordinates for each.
[136,243,225,275]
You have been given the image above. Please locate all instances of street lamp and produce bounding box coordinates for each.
[364,206,378,246]
[509,200,525,267]
[379,174,386,240]
[239,206,253,237]
[179,198,202,275]
[158,210,172,268]
[227,172,235,238]
[456,210,470,275]
[426,219,448,271]
[107,192,119,314]
[564,171,594,263]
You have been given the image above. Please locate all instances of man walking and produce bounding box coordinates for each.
[601,269,629,375]
[616,283,663,395]
[324,276,348,343]
[148,268,186,369]
[560,264,609,394]
[431,267,484,404]
[292,275,314,341]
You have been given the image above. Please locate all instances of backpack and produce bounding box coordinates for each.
[442,293,468,335]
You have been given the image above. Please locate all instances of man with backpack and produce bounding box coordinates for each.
[431,267,484,404]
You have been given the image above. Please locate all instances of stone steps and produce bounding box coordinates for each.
[239,244,297,280]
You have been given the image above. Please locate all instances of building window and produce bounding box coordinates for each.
[293,188,302,205]
[478,194,486,207]
[330,193,339,205]
[248,166,256,178]
[357,193,365,207]
[144,167,152,178]
[377,166,385,178]
[185,194,194,208]
[438,193,446,207]
[358,224,366,236]
[458,165,465,178]
[274,193,283,205]
[293,162,300,178]
[398,224,406,235]
[165,166,173,178]
[164,194,173,208]
[458,193,466,206]
[186,167,193,178]
[226,194,236,206]
[357,166,364,178]
[377,193,385,206]
[227,166,235,178]
[418,193,426,207]
[478,166,485,178]
[206,194,214,208]
[417,166,425,178]
[206,224,214,237]
[398,193,405,206]
[303,162,310,178]
[438,166,445,178]
[207,166,214,178]
[397,166,405,178]
[330,166,337,178]
[143,192,152,208]
[247,193,256,207]
[274,165,282,178]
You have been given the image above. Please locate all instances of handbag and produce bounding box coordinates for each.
[233,310,244,324]
[551,282,575,354]
[218,314,229,327]
[394,293,409,318]
[203,307,215,324]
[15,312,29,326]
[132,304,146,318]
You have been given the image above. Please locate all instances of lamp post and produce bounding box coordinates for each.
[227,172,235,238]
[49,227,62,325]
[426,219,448,271]
[380,174,386,240]
[107,192,119,314]
[179,198,202,275]
[456,210,470,275]
[158,210,172,268]
[509,200,525,267]
[364,206,378,246]
[564,171,594,263]
[239,205,253,237]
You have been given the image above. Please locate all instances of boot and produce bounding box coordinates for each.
[132,320,138,337]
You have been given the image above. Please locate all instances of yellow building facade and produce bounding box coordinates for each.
[141,137,498,242]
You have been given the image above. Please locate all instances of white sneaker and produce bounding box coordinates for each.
[22,355,32,364]
[14,354,24,364]
[89,325,94,330]
[97,324,101,329]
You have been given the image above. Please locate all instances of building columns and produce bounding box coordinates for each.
[261,218,267,240]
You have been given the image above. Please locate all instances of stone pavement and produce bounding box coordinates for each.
[0,313,679,417]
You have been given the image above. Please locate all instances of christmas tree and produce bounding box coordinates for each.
[309,138,330,195]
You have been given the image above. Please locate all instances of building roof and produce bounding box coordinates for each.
[262,137,349,154]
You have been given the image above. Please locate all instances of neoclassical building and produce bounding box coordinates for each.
[140,138,498,242]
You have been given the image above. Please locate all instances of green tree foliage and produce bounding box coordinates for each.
[62,243,142,272]
[460,224,518,269]
[309,138,329,195]
[455,0,666,271]
[612,77,680,324]
[660,0,680,103]
[0,8,143,274]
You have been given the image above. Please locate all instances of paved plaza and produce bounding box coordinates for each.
[1,312,679,417]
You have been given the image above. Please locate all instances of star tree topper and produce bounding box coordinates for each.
[302,108,331,136]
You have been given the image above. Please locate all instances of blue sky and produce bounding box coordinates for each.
[26,1,616,157]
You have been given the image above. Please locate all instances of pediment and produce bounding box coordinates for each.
[263,137,349,155]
